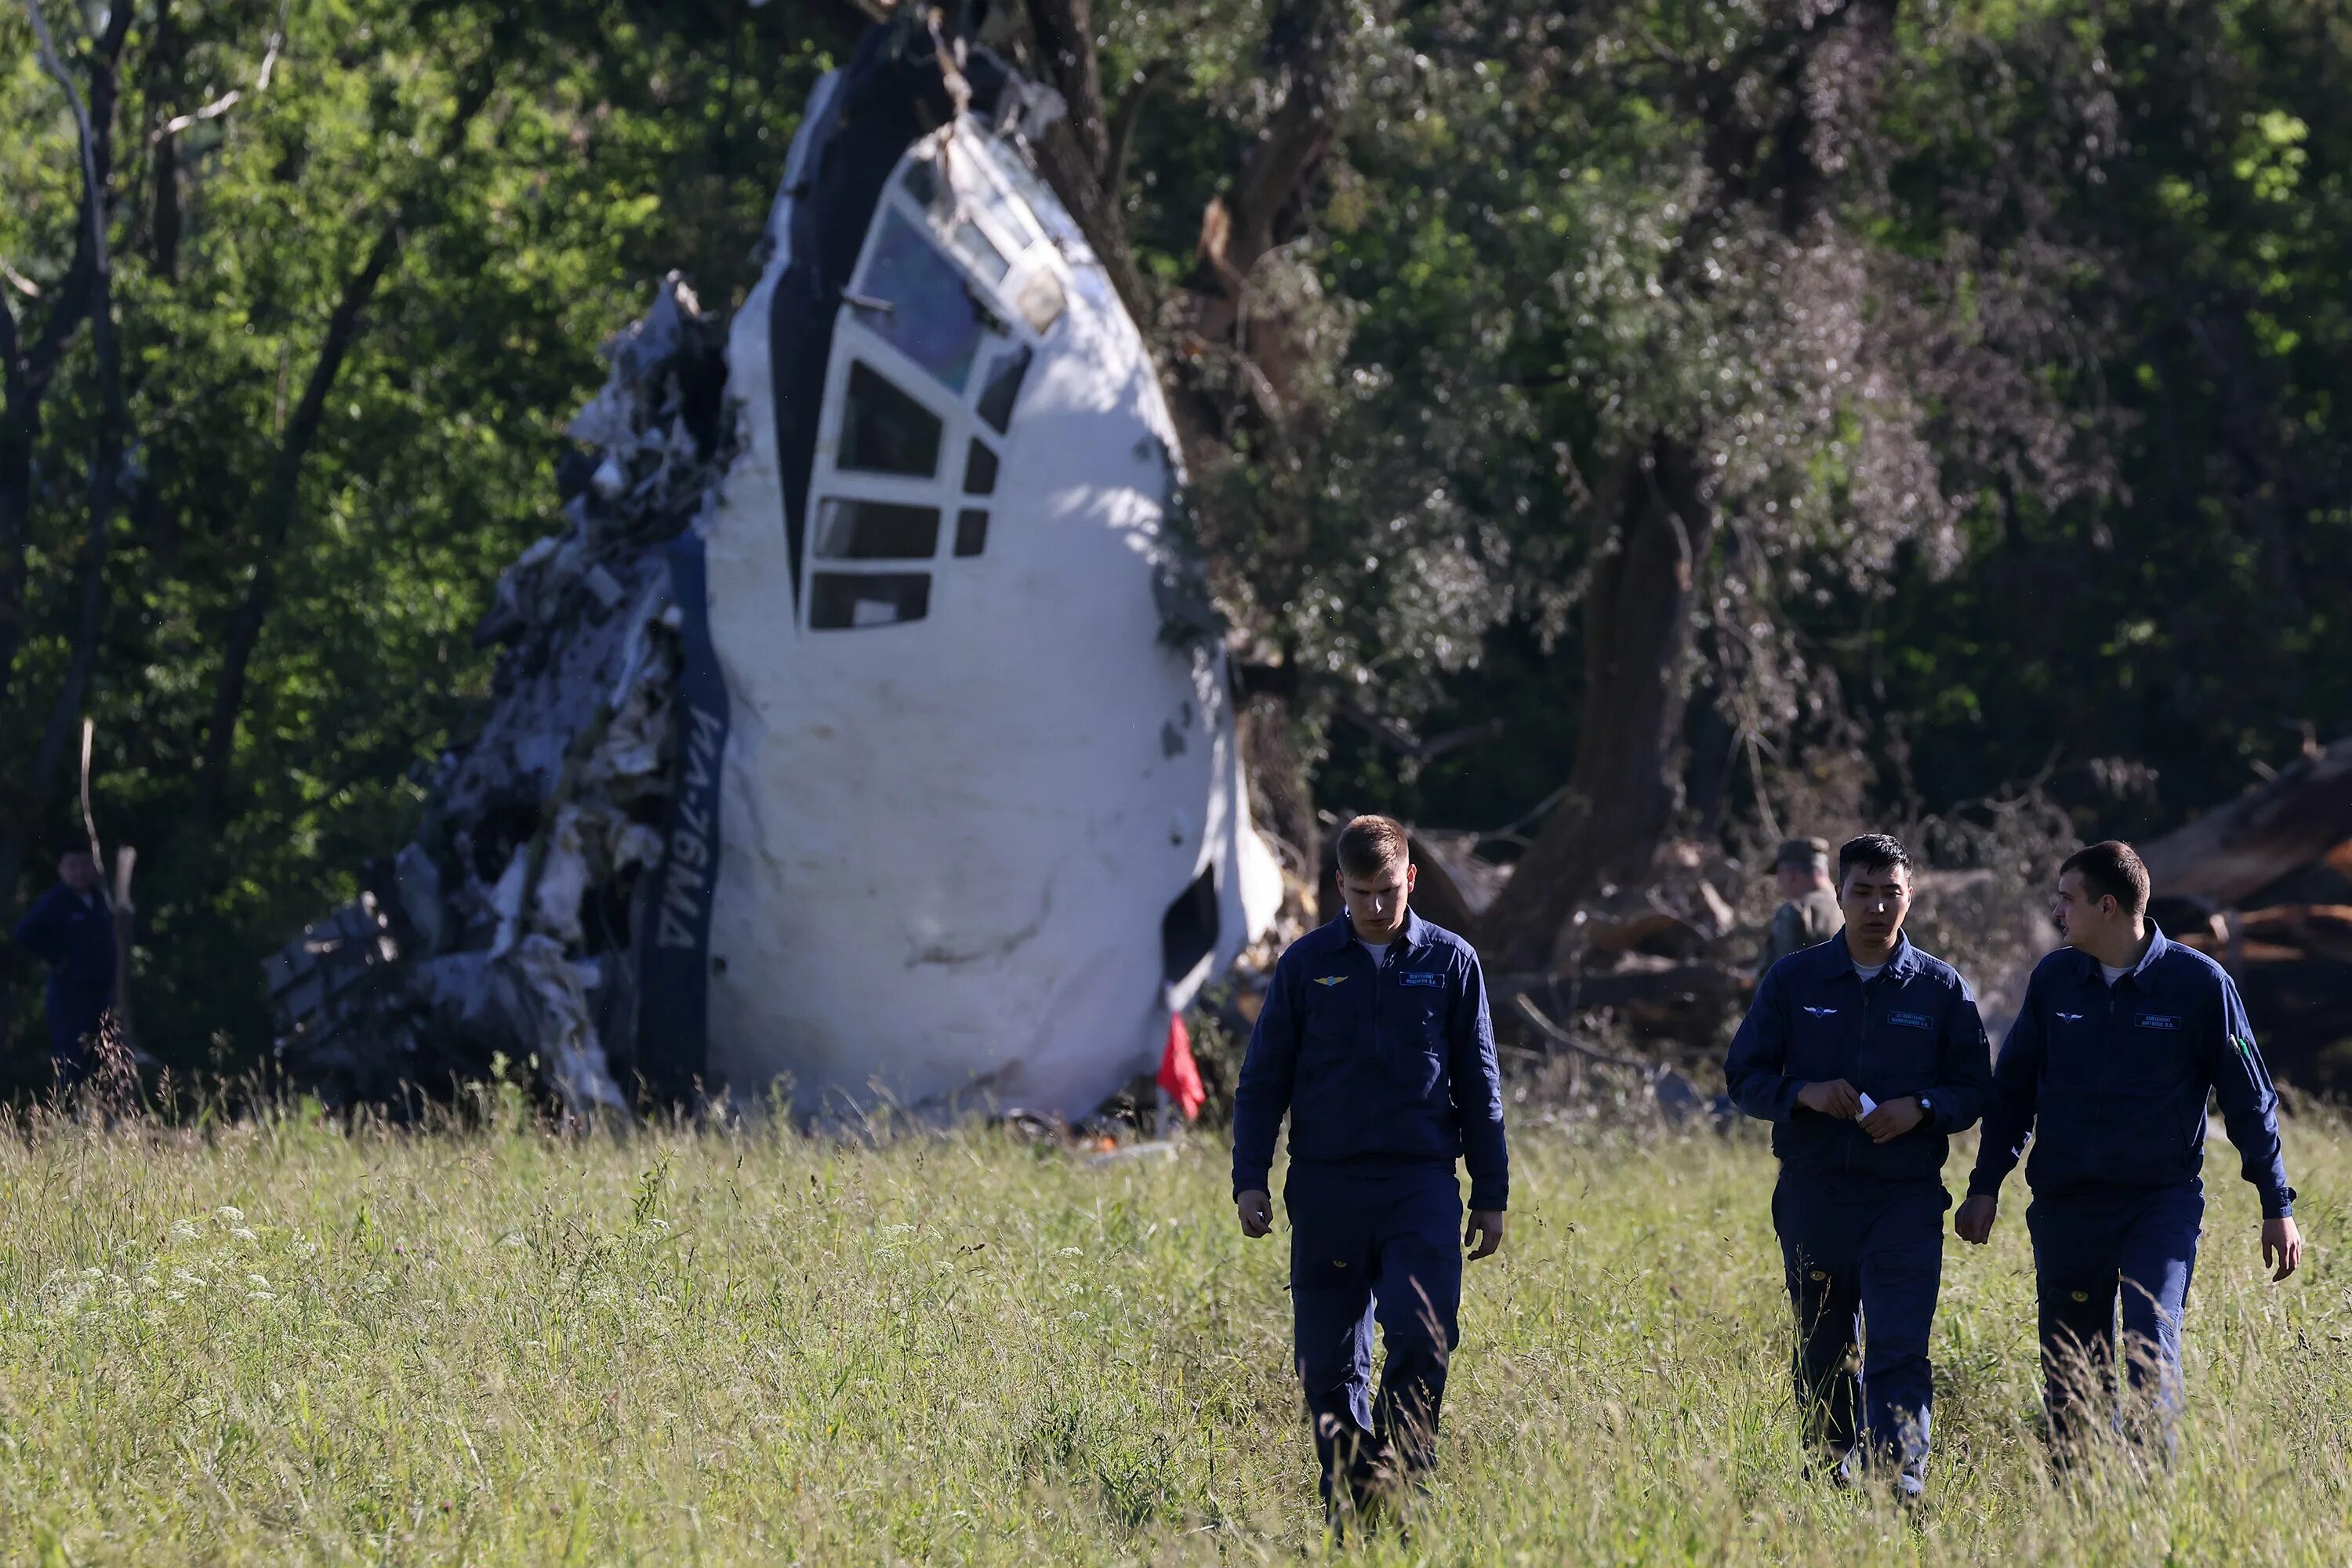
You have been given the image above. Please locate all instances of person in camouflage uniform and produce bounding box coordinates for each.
[1758,837,1842,973]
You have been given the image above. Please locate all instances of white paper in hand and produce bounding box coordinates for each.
[1856,1091,1878,1120]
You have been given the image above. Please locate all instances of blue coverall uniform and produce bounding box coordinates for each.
[12,884,117,1090]
[1965,927,2294,1446]
[1725,932,1991,1482]
[1232,909,1508,1507]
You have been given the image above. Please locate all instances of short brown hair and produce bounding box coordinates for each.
[1335,815,1409,880]
[2061,840,2150,917]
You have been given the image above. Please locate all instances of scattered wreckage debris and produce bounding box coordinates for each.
[267,274,731,1115]
[2149,736,2352,1094]
[270,15,1279,1120]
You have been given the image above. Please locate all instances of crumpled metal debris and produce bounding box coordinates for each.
[266,274,736,1116]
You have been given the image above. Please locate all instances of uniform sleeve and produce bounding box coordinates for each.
[1755,904,1800,975]
[1926,976,1992,1133]
[1725,961,1802,1123]
[2203,973,2295,1220]
[1967,975,2045,1199]
[1230,955,1301,1199]
[1448,949,1509,1212]
[10,891,67,966]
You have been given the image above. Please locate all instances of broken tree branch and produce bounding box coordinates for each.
[1337,700,1504,764]
[1512,993,1658,1073]
[1491,959,1750,1016]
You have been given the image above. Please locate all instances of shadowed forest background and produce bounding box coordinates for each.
[5,0,2351,1094]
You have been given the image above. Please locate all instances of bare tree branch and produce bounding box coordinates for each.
[150,0,288,141]
[1102,57,1174,203]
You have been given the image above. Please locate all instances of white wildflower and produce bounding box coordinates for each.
[215,1206,245,1223]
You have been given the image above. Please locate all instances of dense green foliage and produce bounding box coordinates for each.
[0,1110,2343,1559]
[5,0,2350,1074]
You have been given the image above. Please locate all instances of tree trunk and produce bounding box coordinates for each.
[183,71,496,837]
[186,222,404,833]
[1481,437,1719,971]
[2140,735,2352,908]
[0,1,137,909]
[1009,0,1341,923]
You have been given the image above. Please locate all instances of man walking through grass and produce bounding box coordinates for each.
[1232,813,1507,1526]
[1955,840,2301,1456]
[11,844,117,1096]
[1726,833,1992,1497]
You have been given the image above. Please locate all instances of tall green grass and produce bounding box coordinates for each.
[0,1094,2342,1563]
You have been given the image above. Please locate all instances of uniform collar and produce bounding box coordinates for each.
[1316,908,1432,956]
[2078,920,2169,985]
[1827,928,1918,982]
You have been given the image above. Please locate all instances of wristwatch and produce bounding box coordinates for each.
[1918,1094,1936,1128]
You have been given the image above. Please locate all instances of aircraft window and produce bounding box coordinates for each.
[810,571,931,630]
[962,440,999,495]
[900,158,944,209]
[815,498,941,560]
[954,509,989,557]
[961,154,1044,249]
[1160,868,1219,984]
[1017,270,1066,334]
[859,211,984,390]
[899,158,1011,284]
[949,217,1011,284]
[977,345,1032,434]
[969,136,1060,245]
[839,361,944,477]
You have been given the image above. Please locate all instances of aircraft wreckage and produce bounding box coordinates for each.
[267,16,1283,1120]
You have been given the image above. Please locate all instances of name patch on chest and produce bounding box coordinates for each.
[1888,1011,1935,1031]
[1399,971,1445,989]
[2136,1013,2181,1031]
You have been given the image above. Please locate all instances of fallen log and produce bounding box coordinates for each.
[2140,735,2352,906]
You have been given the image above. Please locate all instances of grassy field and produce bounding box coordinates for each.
[0,1093,2344,1565]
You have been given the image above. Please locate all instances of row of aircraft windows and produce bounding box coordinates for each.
[814,134,1057,633]
[814,499,991,561]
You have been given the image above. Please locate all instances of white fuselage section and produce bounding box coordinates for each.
[695,108,1278,1117]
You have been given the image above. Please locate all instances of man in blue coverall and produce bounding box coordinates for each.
[1956,840,2301,1454]
[1726,833,1991,1496]
[11,846,117,1094]
[1232,813,1508,1523]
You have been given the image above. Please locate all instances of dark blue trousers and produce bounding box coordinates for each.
[46,983,110,1093]
[2027,1183,2201,1450]
[1285,1160,1462,1506]
[1773,1170,1945,1478]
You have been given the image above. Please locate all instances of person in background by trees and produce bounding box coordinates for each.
[1231,814,1507,1532]
[1956,841,2301,1457]
[1756,837,1843,975]
[1725,834,1992,1498]
[10,844,116,1094]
